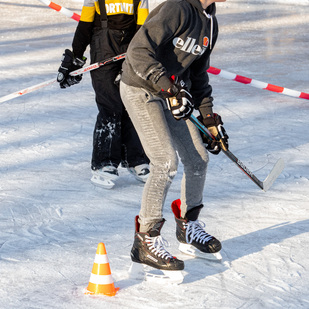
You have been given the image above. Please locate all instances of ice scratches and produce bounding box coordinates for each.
[289,256,306,272]
[56,269,77,286]
[280,165,309,182]
[250,159,269,174]
[3,203,80,249]
[0,241,7,252]
[8,203,64,226]
[55,207,63,218]
[82,216,98,231]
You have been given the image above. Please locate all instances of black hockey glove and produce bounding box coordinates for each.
[166,77,194,121]
[57,49,86,89]
[199,113,229,155]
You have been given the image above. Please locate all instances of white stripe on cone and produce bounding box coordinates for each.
[89,273,114,285]
[94,254,109,264]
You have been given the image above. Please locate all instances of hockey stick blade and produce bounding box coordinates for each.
[261,158,285,192]
[189,114,284,191]
[223,150,284,192]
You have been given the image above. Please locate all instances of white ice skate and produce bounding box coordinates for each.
[127,163,150,183]
[91,166,119,189]
[128,261,184,284]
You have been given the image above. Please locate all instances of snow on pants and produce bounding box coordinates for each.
[120,81,209,232]
[90,27,148,169]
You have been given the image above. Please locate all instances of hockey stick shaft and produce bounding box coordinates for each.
[189,114,284,191]
[0,53,126,104]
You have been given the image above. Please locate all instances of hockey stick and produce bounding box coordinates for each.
[0,53,126,104]
[189,114,284,192]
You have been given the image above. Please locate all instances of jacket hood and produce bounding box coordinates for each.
[186,0,216,16]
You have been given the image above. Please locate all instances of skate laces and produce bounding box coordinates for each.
[185,220,213,244]
[145,235,173,260]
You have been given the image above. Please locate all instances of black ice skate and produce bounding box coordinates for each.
[129,216,184,284]
[171,199,222,261]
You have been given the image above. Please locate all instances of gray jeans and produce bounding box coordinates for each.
[120,81,209,232]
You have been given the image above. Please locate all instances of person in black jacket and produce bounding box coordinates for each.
[120,0,228,279]
[57,0,150,189]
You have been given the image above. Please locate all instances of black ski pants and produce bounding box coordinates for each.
[90,27,148,170]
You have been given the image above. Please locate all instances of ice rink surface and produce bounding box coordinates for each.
[0,1,309,308]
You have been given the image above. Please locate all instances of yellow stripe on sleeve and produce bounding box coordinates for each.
[137,0,149,25]
[80,6,96,22]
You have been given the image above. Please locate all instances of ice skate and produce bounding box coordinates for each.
[91,165,119,189]
[127,163,150,183]
[129,216,184,284]
[171,199,222,261]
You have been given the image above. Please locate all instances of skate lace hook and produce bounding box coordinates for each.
[185,220,213,244]
[145,235,173,260]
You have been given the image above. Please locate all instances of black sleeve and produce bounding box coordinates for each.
[72,21,94,59]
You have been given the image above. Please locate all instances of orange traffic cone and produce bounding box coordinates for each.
[84,242,119,296]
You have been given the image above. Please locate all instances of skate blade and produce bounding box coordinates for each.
[91,170,119,181]
[129,262,184,284]
[146,270,184,284]
[179,243,222,261]
[91,174,115,189]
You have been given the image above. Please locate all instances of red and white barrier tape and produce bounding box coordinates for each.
[207,67,309,100]
[0,54,126,104]
[36,1,309,101]
[38,0,80,21]
[0,79,57,104]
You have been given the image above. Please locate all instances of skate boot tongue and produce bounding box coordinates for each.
[148,219,165,237]
[185,205,203,221]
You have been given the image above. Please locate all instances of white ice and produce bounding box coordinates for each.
[0,1,309,308]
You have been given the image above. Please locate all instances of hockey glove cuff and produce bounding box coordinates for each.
[166,77,194,121]
[199,113,229,155]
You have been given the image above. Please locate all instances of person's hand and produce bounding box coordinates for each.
[199,113,229,155]
[166,77,194,121]
[57,49,86,89]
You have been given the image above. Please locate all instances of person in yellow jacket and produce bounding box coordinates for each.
[57,0,150,189]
